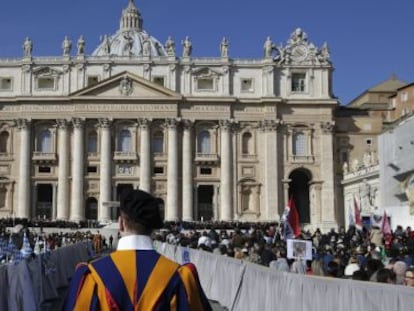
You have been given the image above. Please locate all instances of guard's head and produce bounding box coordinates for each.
[119,189,164,234]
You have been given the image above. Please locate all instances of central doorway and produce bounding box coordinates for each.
[36,184,52,219]
[197,185,214,221]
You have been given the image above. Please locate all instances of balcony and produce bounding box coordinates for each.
[113,151,138,163]
[87,152,99,160]
[289,155,315,164]
[0,153,13,161]
[32,152,57,164]
[195,153,219,165]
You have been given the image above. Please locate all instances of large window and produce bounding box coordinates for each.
[152,131,164,153]
[0,131,9,153]
[196,78,214,91]
[242,132,253,155]
[198,130,211,154]
[87,131,98,153]
[293,132,306,156]
[118,129,131,152]
[38,130,52,152]
[291,73,306,92]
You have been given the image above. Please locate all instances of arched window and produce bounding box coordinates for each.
[118,129,131,152]
[242,132,253,155]
[198,130,210,154]
[87,131,98,153]
[0,131,9,153]
[38,129,52,152]
[152,131,164,153]
[293,132,306,156]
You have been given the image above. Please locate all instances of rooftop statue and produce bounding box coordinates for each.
[23,37,33,57]
[182,36,192,57]
[165,36,175,57]
[263,36,275,58]
[77,35,85,55]
[62,36,72,56]
[220,37,229,58]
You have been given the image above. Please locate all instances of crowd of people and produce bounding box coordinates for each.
[156,221,414,287]
[2,217,414,287]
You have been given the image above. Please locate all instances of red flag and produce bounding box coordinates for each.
[382,210,391,235]
[354,195,363,230]
[288,196,301,237]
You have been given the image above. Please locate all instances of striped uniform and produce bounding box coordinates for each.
[63,247,212,310]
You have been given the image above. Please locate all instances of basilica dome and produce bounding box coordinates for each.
[92,0,167,57]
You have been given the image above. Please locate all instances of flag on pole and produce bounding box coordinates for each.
[287,196,301,238]
[381,210,391,235]
[353,195,363,230]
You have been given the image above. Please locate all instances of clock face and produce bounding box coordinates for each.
[291,45,308,61]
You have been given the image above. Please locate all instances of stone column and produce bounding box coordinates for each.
[138,119,151,192]
[99,118,112,222]
[52,183,58,220]
[56,119,70,220]
[70,118,85,221]
[16,119,31,219]
[262,120,280,220]
[319,121,336,227]
[182,120,193,221]
[166,119,179,221]
[219,120,233,221]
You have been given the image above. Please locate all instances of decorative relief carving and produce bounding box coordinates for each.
[119,77,133,96]
[62,65,70,73]
[320,121,335,133]
[98,118,112,129]
[21,64,32,73]
[72,118,85,128]
[56,119,69,129]
[222,65,229,74]
[165,118,179,129]
[16,119,30,130]
[219,119,233,131]
[143,63,151,72]
[169,64,176,72]
[137,118,149,129]
[182,119,193,130]
[183,65,191,73]
[103,63,112,72]
[260,119,282,132]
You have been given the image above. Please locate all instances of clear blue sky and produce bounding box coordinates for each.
[0,0,413,105]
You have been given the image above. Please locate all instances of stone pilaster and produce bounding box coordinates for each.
[219,120,233,220]
[166,118,179,220]
[56,119,69,220]
[99,118,112,222]
[182,120,193,221]
[138,118,151,192]
[70,118,85,221]
[16,119,31,219]
[261,119,281,220]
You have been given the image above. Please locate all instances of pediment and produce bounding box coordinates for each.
[71,71,181,99]
[192,67,222,78]
[33,67,62,77]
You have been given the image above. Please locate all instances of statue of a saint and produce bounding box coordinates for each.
[165,36,175,56]
[220,37,229,58]
[142,35,151,56]
[263,36,274,58]
[342,162,349,174]
[62,36,72,56]
[23,37,33,57]
[182,36,192,57]
[102,35,111,55]
[77,35,85,55]
[123,32,134,56]
[289,28,307,45]
[318,42,330,63]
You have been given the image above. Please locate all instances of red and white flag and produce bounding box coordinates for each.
[287,196,301,238]
[381,210,392,235]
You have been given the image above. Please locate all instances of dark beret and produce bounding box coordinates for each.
[120,189,164,230]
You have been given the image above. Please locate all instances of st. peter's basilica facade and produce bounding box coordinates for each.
[0,1,339,229]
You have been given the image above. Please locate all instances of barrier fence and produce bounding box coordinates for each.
[155,242,414,311]
[0,242,91,311]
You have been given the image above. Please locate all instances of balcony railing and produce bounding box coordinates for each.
[289,155,315,164]
[113,151,138,163]
[0,153,13,161]
[32,152,57,163]
[195,153,219,164]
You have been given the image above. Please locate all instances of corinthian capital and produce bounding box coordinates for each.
[98,118,112,129]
